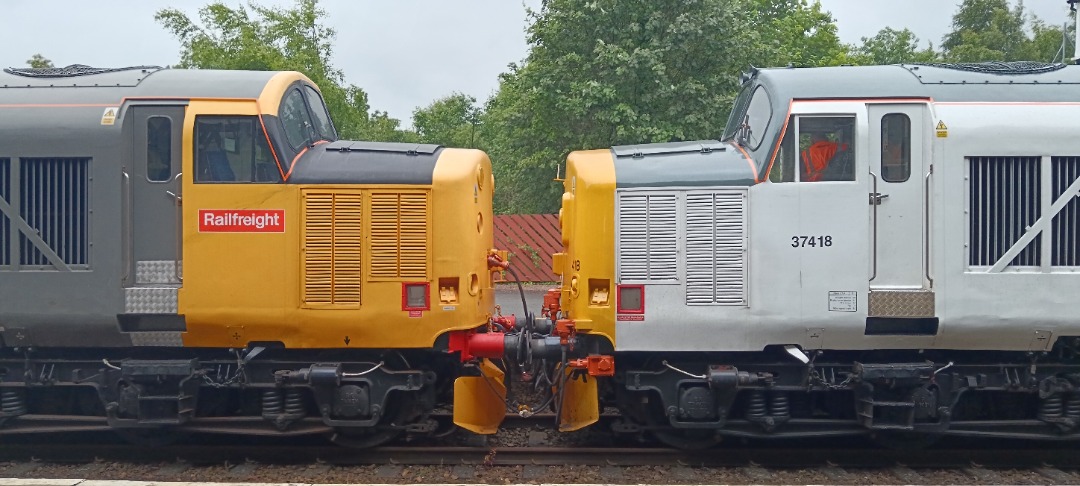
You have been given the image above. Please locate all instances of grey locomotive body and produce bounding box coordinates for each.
[553,62,1080,447]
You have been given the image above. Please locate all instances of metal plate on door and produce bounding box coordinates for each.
[868,290,935,317]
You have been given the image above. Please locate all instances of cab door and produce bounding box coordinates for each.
[128,106,184,286]
[866,104,935,329]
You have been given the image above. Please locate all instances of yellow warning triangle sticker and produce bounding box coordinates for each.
[936,121,947,130]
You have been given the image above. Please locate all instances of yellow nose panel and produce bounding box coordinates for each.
[558,368,599,432]
[453,358,506,434]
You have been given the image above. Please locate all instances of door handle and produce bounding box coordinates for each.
[869,192,889,205]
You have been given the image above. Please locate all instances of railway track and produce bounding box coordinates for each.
[1,439,1080,484]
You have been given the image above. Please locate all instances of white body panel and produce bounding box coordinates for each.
[616,101,1080,352]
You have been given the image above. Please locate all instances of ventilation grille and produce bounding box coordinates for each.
[303,192,362,305]
[4,65,162,78]
[685,191,747,305]
[369,192,428,279]
[1052,156,1080,267]
[968,156,1041,267]
[618,193,677,282]
[0,158,9,266]
[19,157,90,267]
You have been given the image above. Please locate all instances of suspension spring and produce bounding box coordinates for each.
[261,389,283,417]
[745,389,767,420]
[1039,394,1065,421]
[769,390,790,419]
[0,388,27,416]
[1066,395,1080,422]
[284,388,305,418]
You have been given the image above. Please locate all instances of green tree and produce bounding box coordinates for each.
[941,0,1034,61]
[750,0,848,67]
[412,93,482,148]
[1029,15,1075,63]
[26,54,54,68]
[156,0,414,141]
[483,0,845,213]
[849,28,939,65]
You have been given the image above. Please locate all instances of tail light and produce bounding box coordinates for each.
[617,285,644,314]
[402,282,430,311]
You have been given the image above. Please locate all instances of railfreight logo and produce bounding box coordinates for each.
[199,209,285,233]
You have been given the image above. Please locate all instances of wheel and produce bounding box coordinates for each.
[630,388,722,450]
[651,428,721,450]
[327,391,421,448]
[871,430,942,450]
[328,426,402,448]
[114,427,188,446]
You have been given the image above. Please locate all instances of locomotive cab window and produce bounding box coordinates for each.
[881,113,911,182]
[303,85,337,141]
[773,115,856,183]
[195,116,281,184]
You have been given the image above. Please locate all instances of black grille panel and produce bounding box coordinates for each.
[1052,156,1080,267]
[969,156,1041,267]
[18,158,90,267]
[0,158,9,266]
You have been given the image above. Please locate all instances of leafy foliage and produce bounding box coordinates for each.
[849,28,939,65]
[413,93,482,148]
[482,0,845,213]
[155,0,414,141]
[939,0,1073,62]
[26,54,54,69]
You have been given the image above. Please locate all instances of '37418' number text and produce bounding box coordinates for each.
[791,236,832,248]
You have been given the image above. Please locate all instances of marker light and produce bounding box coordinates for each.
[402,282,430,311]
[617,285,644,314]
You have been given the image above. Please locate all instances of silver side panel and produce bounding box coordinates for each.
[124,287,179,314]
[128,331,184,347]
[135,260,182,285]
[868,290,935,318]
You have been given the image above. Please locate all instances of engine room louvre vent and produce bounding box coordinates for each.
[369,192,429,280]
[0,158,9,266]
[1052,156,1080,267]
[302,192,362,305]
[618,192,677,282]
[685,191,747,305]
[968,156,1041,267]
[19,157,90,267]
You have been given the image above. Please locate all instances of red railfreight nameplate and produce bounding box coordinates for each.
[199,209,285,233]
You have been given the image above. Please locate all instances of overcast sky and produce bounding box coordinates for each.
[0,1,1071,125]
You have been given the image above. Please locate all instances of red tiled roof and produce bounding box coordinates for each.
[493,214,561,282]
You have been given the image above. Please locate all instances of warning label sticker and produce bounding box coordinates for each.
[935,120,948,138]
[101,107,118,126]
[617,315,644,322]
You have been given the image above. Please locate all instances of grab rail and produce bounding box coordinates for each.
[121,170,132,285]
[869,171,878,282]
[925,166,933,288]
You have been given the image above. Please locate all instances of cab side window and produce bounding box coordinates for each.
[779,115,856,183]
[881,113,911,182]
[280,88,314,150]
[194,116,281,184]
[303,85,336,140]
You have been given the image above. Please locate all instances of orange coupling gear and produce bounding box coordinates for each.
[487,249,510,270]
[556,319,576,349]
[568,355,615,377]
[492,314,517,331]
[542,288,561,319]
